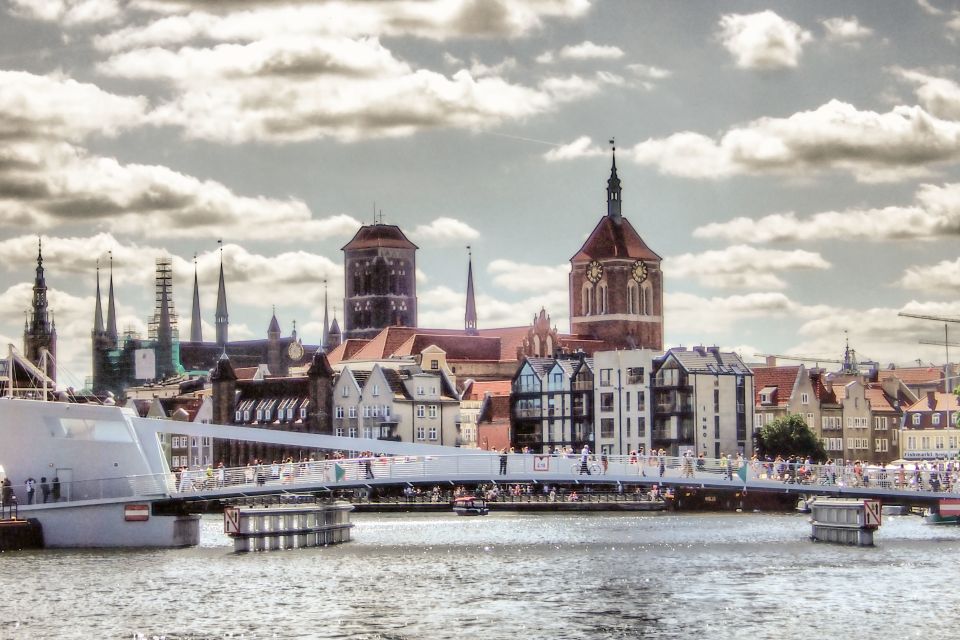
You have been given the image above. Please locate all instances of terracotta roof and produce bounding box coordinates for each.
[570,216,661,263]
[752,366,800,407]
[865,384,896,413]
[879,367,943,387]
[234,366,259,381]
[905,392,960,413]
[396,334,503,361]
[463,380,512,400]
[341,224,417,251]
[327,339,370,366]
[479,394,511,424]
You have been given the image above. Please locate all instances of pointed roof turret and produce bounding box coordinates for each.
[210,351,237,382]
[268,306,281,336]
[93,261,104,335]
[215,241,228,346]
[190,255,202,343]
[106,253,117,339]
[606,139,622,223]
[465,246,478,336]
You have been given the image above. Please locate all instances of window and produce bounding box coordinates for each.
[428,427,438,440]
[638,391,645,412]
[336,427,344,437]
[625,393,631,411]
[417,386,425,396]
[349,406,357,418]
[363,427,372,439]
[363,405,371,418]
[626,417,631,437]
[913,413,921,426]
[342,386,349,397]
[933,413,941,426]
[383,405,391,418]
[429,405,438,418]
[637,417,646,436]
[627,367,645,385]
[416,426,426,440]
[756,413,765,429]
[801,393,809,404]
[600,418,615,438]
[430,360,439,370]
[234,410,242,422]
[600,369,612,387]
[372,384,380,396]
[874,416,887,430]
[256,409,263,421]
[243,410,250,421]
[417,405,425,418]
[300,406,308,419]
[600,392,614,412]
[372,405,380,417]
[348,427,358,438]
[806,413,814,426]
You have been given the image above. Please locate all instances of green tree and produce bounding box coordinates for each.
[755,414,827,461]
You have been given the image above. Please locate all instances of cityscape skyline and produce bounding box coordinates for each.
[2,1,960,386]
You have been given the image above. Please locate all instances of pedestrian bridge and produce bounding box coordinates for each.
[14,415,956,510]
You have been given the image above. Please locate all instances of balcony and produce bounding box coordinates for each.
[514,408,543,419]
[654,401,694,414]
[572,381,593,392]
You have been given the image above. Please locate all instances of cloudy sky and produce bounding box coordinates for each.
[2,0,960,386]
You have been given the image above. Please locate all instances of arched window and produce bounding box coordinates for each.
[581,283,593,316]
[533,334,541,357]
[596,284,608,315]
[546,335,553,356]
[627,282,639,315]
[642,283,653,316]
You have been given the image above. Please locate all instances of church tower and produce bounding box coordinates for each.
[569,144,663,350]
[464,247,478,336]
[24,238,56,382]
[215,245,229,347]
[341,222,418,340]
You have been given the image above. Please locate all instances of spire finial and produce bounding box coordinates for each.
[465,245,478,336]
[606,137,622,222]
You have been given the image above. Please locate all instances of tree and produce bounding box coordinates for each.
[755,414,827,461]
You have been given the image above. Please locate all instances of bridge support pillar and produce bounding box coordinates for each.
[810,499,881,546]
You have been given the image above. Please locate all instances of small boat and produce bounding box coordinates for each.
[925,498,960,525]
[452,496,489,516]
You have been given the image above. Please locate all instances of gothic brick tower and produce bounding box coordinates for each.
[342,222,418,340]
[569,146,663,350]
[24,238,56,382]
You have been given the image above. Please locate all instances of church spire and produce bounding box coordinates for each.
[322,278,330,349]
[215,241,228,347]
[190,254,202,343]
[606,138,622,223]
[93,260,104,335]
[106,252,117,340]
[464,246,478,336]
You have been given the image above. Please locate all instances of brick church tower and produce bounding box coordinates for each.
[342,222,418,340]
[24,238,57,382]
[569,146,663,350]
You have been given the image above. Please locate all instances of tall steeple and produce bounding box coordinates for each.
[106,252,117,341]
[190,254,202,343]
[322,278,330,349]
[464,246,478,336]
[215,241,228,347]
[25,236,56,382]
[606,138,622,223]
[93,260,104,335]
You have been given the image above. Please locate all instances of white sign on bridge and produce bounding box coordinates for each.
[224,507,240,534]
[863,500,881,527]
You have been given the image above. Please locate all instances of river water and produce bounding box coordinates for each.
[0,510,957,639]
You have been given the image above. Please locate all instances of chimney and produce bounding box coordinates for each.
[766,355,777,367]
[927,390,937,411]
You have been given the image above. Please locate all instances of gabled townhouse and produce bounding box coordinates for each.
[510,353,594,453]
[753,365,822,432]
[901,391,960,460]
[652,346,753,457]
[333,362,460,447]
[835,379,872,462]
[459,380,511,449]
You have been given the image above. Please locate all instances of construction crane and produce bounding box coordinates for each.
[756,334,862,373]
[899,312,959,379]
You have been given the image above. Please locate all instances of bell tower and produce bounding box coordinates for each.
[569,143,663,350]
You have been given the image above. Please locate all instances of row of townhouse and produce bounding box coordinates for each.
[752,364,918,464]
[901,391,960,460]
[510,346,754,457]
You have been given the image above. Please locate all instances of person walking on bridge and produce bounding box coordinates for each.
[580,445,592,475]
[499,449,508,475]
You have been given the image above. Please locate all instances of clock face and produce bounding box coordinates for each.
[631,260,649,283]
[586,260,604,284]
[287,341,304,361]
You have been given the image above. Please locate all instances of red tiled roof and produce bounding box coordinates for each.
[879,368,943,387]
[570,216,661,263]
[865,385,896,413]
[464,380,512,400]
[905,392,960,413]
[234,367,259,381]
[752,366,800,406]
[395,334,503,361]
[327,339,370,366]
[341,224,417,251]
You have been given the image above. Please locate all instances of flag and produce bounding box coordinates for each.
[334,463,345,482]
[737,463,748,483]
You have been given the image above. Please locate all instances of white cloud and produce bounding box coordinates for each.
[617,101,960,183]
[627,63,671,80]
[917,0,943,16]
[694,182,960,243]
[899,257,960,292]
[666,291,830,334]
[93,0,593,51]
[417,284,569,330]
[487,259,568,293]
[892,67,960,121]
[543,135,606,162]
[0,70,146,141]
[409,217,480,244]
[821,17,873,45]
[557,41,624,60]
[717,10,812,70]
[663,245,830,290]
[9,0,120,25]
